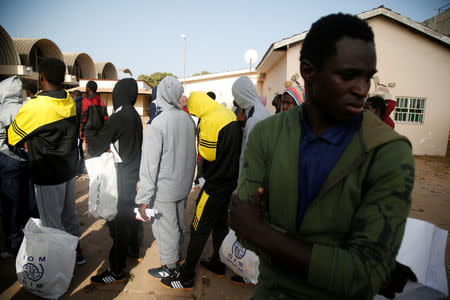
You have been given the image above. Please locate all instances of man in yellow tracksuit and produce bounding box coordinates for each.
[161,92,242,290]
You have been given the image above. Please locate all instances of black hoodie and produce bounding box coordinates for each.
[87,78,143,215]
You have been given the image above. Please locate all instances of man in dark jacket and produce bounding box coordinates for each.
[87,78,143,285]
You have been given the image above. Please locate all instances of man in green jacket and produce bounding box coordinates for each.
[229,13,414,300]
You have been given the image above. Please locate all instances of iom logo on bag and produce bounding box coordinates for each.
[23,260,44,282]
[232,240,246,259]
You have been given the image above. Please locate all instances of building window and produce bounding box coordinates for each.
[394,97,426,124]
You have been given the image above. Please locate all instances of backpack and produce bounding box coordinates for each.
[81,104,108,138]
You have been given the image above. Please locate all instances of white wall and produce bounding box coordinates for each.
[183,73,257,109]
[367,17,450,156]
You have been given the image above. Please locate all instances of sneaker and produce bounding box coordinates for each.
[231,275,252,285]
[199,259,225,278]
[0,250,15,260]
[160,271,194,291]
[76,244,85,265]
[90,269,127,285]
[76,252,86,265]
[148,265,177,279]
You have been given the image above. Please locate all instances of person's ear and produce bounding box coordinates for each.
[300,60,316,85]
[39,72,45,83]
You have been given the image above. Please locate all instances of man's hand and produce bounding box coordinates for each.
[229,188,264,241]
[377,261,417,299]
[138,204,150,222]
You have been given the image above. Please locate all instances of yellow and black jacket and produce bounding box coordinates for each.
[188,92,242,189]
[8,90,78,185]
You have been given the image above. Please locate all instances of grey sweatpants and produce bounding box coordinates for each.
[152,198,186,266]
[35,177,82,237]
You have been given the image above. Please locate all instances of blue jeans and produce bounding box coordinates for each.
[0,152,37,252]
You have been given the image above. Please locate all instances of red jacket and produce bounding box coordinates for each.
[81,94,108,123]
[382,99,396,129]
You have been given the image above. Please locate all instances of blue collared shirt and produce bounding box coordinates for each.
[296,111,362,228]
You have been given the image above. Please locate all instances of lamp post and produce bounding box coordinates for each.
[180,34,186,87]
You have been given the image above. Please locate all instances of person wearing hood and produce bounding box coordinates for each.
[161,92,242,290]
[87,78,143,285]
[232,76,271,175]
[7,58,84,263]
[135,76,196,279]
[0,76,37,259]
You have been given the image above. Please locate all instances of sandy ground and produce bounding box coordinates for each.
[0,155,449,300]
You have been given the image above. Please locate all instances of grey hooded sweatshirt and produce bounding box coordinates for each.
[0,76,24,160]
[135,76,196,204]
[232,76,271,174]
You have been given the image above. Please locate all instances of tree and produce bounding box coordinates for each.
[192,71,211,76]
[137,72,178,87]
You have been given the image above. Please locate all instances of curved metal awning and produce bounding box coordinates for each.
[95,62,118,79]
[0,25,20,65]
[64,52,97,79]
[13,38,64,68]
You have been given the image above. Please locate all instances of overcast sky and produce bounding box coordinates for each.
[1,0,447,79]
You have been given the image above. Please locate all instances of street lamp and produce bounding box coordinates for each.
[180,34,186,87]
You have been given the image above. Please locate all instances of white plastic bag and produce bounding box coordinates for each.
[85,152,118,221]
[16,218,79,299]
[219,229,260,284]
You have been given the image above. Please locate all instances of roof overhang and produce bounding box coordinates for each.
[256,6,450,74]
[359,7,450,46]
[0,65,37,80]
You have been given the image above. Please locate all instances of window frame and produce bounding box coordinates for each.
[394,96,427,125]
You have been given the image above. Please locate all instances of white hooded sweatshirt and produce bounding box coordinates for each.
[0,76,24,160]
[135,76,196,204]
[232,76,271,175]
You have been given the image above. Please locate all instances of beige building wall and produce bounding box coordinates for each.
[256,14,450,156]
[286,42,304,85]
[367,17,450,156]
[183,71,257,109]
[259,54,288,115]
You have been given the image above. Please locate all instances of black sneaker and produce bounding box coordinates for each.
[161,271,194,291]
[148,265,177,279]
[76,251,86,265]
[0,250,15,260]
[90,269,127,285]
[231,275,252,285]
[199,259,225,278]
[76,244,85,265]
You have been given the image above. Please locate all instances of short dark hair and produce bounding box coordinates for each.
[38,57,66,86]
[272,94,282,106]
[366,96,387,117]
[72,90,82,97]
[86,80,97,93]
[300,13,374,69]
[207,91,216,100]
[25,83,37,94]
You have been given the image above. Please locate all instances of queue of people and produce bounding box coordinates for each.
[0,12,416,300]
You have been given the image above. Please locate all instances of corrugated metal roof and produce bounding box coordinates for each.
[0,25,20,65]
[95,62,118,79]
[63,52,97,79]
[12,38,64,66]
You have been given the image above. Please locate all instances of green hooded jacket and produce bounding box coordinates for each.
[238,104,414,300]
